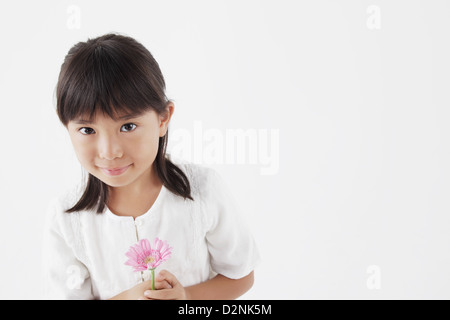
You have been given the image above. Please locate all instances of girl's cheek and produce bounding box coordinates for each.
[74,146,97,165]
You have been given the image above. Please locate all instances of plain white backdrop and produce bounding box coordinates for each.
[0,0,449,299]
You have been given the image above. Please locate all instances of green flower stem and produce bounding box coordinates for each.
[151,269,155,290]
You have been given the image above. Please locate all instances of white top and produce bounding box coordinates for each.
[42,162,261,300]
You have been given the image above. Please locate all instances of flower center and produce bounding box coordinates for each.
[144,256,155,264]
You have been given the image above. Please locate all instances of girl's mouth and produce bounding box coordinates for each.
[100,164,132,176]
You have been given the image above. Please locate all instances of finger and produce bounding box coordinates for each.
[156,270,180,287]
[141,278,172,290]
[154,279,172,290]
[144,288,176,300]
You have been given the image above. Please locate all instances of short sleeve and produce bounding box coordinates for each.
[204,169,261,279]
[41,197,94,300]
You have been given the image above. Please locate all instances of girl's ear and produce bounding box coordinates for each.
[159,102,174,137]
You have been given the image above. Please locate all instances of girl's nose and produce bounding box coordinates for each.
[98,135,123,160]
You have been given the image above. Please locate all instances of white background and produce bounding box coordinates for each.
[0,0,449,299]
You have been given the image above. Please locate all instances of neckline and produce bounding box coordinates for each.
[104,184,167,221]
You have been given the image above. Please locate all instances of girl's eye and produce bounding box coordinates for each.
[79,127,95,135]
[121,123,137,132]
[78,123,137,135]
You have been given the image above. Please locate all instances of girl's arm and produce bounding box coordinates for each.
[186,271,254,300]
[143,269,255,300]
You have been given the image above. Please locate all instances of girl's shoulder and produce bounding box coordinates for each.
[52,181,85,212]
[43,182,86,238]
[171,156,222,197]
[170,155,232,205]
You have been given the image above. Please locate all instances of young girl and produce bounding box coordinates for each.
[42,33,260,300]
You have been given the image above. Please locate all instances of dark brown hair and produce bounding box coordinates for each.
[56,33,193,213]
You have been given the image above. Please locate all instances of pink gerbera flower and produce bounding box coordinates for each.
[125,238,172,272]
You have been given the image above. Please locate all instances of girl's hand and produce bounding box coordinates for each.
[142,270,188,300]
[109,277,172,300]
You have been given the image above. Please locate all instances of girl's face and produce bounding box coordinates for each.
[66,105,173,189]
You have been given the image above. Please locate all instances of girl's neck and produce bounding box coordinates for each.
[106,165,163,218]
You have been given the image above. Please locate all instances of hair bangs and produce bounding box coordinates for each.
[57,36,167,126]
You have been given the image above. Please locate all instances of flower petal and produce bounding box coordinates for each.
[140,238,152,255]
[133,266,147,272]
[160,241,169,253]
[153,238,163,251]
[125,237,172,273]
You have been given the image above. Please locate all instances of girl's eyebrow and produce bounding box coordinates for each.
[73,114,141,125]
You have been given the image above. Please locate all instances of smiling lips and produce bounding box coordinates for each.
[100,164,131,176]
